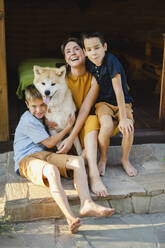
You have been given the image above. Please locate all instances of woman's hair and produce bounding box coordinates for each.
[25,85,42,102]
[61,36,83,56]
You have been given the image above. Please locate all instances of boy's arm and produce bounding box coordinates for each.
[41,114,75,148]
[57,76,99,154]
[112,73,133,135]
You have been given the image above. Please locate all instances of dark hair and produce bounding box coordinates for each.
[61,36,83,56]
[81,31,106,47]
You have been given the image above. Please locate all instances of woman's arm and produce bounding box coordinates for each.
[41,114,75,148]
[57,76,99,153]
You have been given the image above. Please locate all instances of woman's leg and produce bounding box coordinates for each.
[66,156,115,217]
[84,130,109,197]
[43,164,80,233]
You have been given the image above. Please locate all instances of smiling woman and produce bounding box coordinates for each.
[58,36,110,197]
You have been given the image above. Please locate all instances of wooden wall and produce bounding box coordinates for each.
[5,0,165,70]
[0,0,9,141]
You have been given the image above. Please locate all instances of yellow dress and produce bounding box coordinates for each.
[66,71,100,147]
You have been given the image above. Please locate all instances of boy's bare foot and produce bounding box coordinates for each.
[80,200,115,217]
[89,176,109,197]
[67,217,81,234]
[121,159,137,177]
[98,158,107,176]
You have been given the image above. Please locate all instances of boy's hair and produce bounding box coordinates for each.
[82,31,106,47]
[61,36,83,56]
[25,85,42,102]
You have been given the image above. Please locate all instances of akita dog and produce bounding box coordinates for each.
[33,65,82,155]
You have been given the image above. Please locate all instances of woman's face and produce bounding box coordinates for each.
[64,41,85,67]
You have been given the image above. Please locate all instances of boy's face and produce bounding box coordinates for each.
[64,41,85,68]
[26,98,47,119]
[84,37,107,66]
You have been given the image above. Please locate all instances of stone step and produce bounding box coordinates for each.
[0,143,165,222]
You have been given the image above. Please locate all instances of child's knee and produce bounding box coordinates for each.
[43,164,60,178]
[74,157,86,174]
[75,156,85,169]
[66,155,85,171]
[99,115,114,130]
[100,121,114,134]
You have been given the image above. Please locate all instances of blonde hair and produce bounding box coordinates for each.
[25,85,42,102]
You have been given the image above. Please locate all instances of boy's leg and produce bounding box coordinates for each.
[98,114,117,176]
[84,130,109,197]
[19,153,80,233]
[118,104,137,177]
[65,155,115,217]
[43,164,81,233]
[121,122,137,176]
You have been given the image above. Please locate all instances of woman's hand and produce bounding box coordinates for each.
[56,136,74,154]
[45,118,58,130]
[56,114,75,154]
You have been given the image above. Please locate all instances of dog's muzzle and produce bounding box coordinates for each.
[45,90,50,96]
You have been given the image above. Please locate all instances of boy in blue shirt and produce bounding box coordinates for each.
[14,85,114,233]
[82,31,137,177]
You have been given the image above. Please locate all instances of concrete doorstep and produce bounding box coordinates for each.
[0,143,165,222]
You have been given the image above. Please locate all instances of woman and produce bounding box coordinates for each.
[57,37,109,197]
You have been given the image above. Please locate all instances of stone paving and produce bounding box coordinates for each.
[1,213,165,247]
[0,144,165,222]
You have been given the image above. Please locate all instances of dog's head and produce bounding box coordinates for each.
[33,65,66,104]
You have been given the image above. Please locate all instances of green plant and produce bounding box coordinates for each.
[0,216,14,234]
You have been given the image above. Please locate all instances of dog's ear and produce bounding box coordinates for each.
[55,65,66,77]
[33,65,44,76]
[60,65,66,75]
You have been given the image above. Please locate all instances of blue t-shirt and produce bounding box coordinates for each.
[86,52,133,106]
[14,111,49,172]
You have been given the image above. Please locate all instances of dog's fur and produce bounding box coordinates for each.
[33,65,82,155]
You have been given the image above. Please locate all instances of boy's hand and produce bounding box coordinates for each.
[45,118,58,130]
[118,118,134,135]
[66,114,75,131]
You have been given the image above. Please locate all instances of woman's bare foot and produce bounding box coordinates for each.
[98,158,107,176]
[89,176,109,197]
[80,200,115,217]
[67,217,81,234]
[121,159,137,177]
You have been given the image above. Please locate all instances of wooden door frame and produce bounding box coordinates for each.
[0,0,9,141]
[159,34,165,129]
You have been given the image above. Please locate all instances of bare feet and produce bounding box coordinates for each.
[67,217,81,234]
[80,200,115,217]
[121,159,137,177]
[89,176,109,197]
[98,158,107,176]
